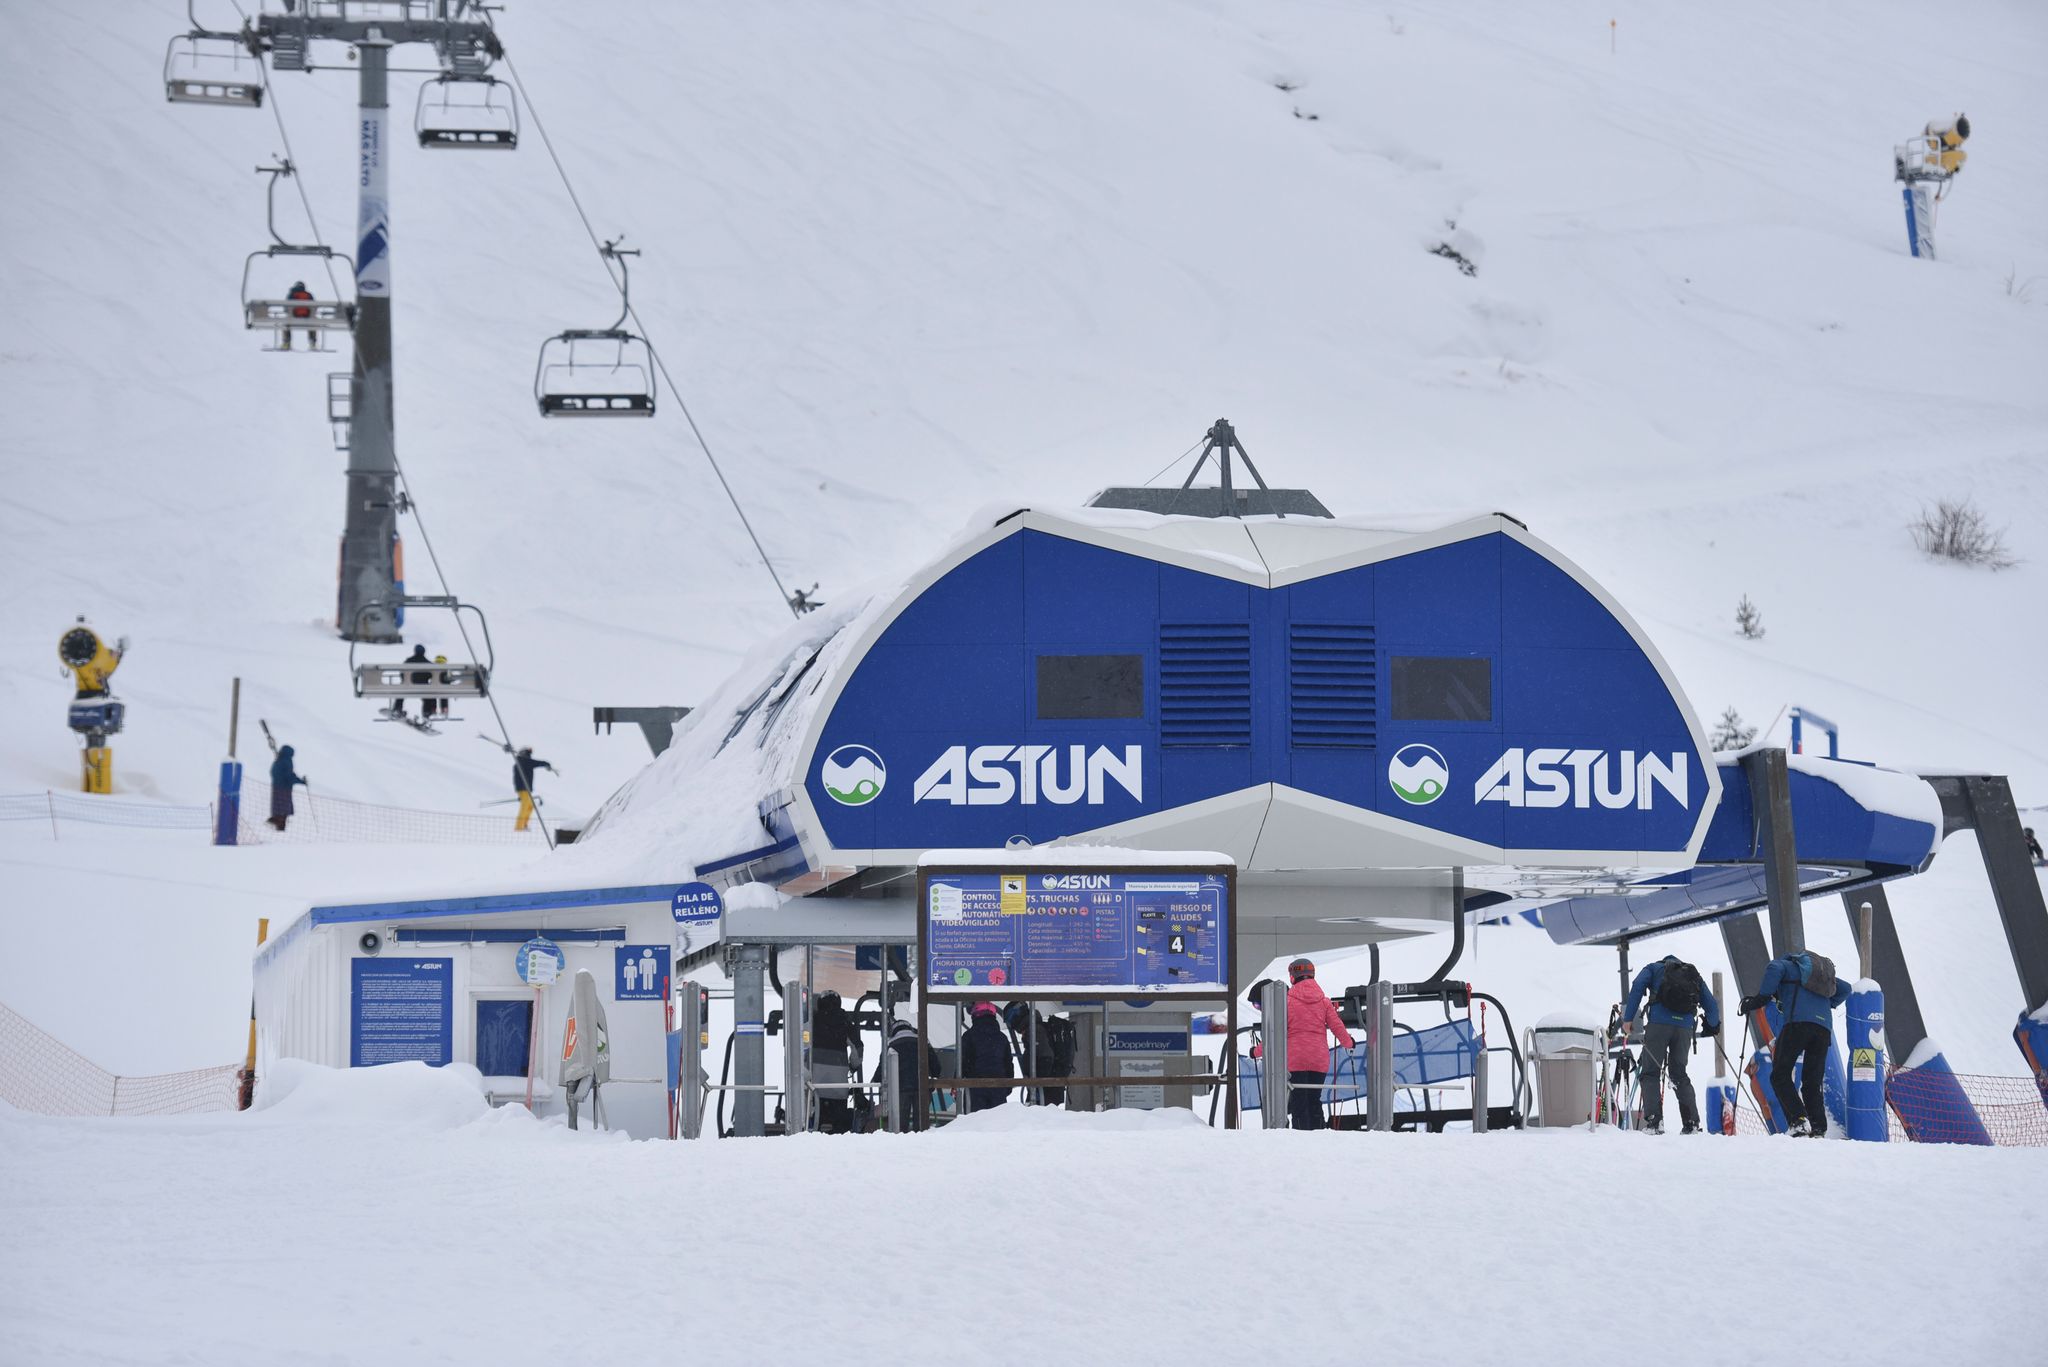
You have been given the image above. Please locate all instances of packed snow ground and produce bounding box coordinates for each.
[3,1065,2044,1367]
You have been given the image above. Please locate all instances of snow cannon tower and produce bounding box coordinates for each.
[58,617,126,794]
[1894,113,1969,260]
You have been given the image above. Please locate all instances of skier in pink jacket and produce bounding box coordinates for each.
[1284,958,1354,1130]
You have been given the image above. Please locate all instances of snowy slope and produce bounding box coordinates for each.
[2,0,2043,820]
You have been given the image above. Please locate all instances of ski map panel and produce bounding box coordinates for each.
[924,870,1229,992]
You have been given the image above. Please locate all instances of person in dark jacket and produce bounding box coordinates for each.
[1621,955,1721,1135]
[879,1012,940,1129]
[1741,951,1852,1137]
[1003,1001,1070,1105]
[810,990,857,1133]
[957,1002,1014,1112]
[389,644,430,720]
[267,744,307,831]
[2027,827,2044,866]
[510,746,551,832]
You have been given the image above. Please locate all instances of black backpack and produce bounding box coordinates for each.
[1654,960,1704,1015]
[1041,1015,1078,1077]
[1800,952,1838,1000]
[811,994,852,1053]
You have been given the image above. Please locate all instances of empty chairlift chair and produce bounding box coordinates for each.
[415,75,518,150]
[533,239,656,417]
[164,32,265,107]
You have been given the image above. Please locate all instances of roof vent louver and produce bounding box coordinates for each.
[1289,623,1376,748]
[1160,623,1252,747]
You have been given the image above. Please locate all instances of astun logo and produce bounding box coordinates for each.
[1388,744,1449,805]
[821,745,887,806]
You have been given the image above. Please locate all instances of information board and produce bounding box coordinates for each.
[923,870,1229,992]
[350,957,453,1067]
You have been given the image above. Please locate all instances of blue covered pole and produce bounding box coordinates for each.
[1887,1043,1992,1145]
[1846,979,1887,1141]
[2016,1007,2048,1111]
[214,758,243,846]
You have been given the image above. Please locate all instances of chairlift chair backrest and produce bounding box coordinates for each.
[416,75,518,149]
[353,661,489,699]
[165,32,265,107]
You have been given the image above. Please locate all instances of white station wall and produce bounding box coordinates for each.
[255,901,677,1138]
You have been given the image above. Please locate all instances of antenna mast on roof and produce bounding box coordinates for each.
[1178,419,1284,520]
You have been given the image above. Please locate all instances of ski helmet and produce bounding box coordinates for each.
[1288,957,1316,983]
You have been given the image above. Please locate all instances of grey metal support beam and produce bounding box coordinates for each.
[338,36,401,642]
[1842,887,1927,1062]
[1742,747,1805,955]
[1720,913,1771,998]
[729,944,767,1137]
[1959,776,2048,1012]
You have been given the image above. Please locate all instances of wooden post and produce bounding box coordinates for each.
[228,677,241,759]
[1858,900,1875,980]
[240,916,270,1110]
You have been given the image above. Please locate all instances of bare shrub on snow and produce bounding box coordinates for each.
[1911,498,2016,570]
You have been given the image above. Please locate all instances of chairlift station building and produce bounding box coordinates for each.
[263,492,2048,1130]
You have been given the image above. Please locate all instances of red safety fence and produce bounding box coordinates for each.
[0,1001,239,1117]
[237,778,546,847]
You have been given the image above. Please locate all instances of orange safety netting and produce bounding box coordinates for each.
[1716,1067,2048,1145]
[0,1001,239,1117]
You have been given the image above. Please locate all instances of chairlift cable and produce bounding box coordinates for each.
[385,457,551,850]
[494,44,799,618]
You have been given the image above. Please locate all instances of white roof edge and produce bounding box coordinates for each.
[918,847,1236,867]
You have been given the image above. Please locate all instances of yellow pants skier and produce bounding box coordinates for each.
[515,790,535,832]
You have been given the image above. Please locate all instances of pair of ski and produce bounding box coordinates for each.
[374,703,457,735]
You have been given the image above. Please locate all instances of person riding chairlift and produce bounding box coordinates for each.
[282,280,315,352]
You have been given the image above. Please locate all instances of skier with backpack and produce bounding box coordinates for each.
[1620,954,1721,1134]
[1741,950,1851,1137]
[880,1010,941,1129]
[1003,1002,1077,1104]
[810,990,858,1133]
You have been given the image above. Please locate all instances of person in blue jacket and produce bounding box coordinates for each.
[1741,951,1851,1137]
[1621,955,1720,1134]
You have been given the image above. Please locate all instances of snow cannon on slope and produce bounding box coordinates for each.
[1895,113,1969,260]
[59,617,126,794]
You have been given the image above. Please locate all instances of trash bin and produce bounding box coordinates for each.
[1531,1013,1600,1127]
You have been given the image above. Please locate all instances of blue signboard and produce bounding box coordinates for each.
[615,944,668,1001]
[516,937,565,986]
[805,528,1713,858]
[924,870,1228,991]
[671,883,723,924]
[1106,1030,1191,1053]
[350,958,453,1067]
